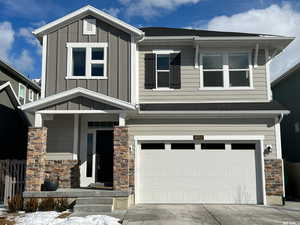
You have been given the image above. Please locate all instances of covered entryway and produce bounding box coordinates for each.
[135,136,265,204]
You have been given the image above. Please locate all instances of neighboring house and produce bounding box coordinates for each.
[0,60,41,159]
[272,63,300,198]
[21,5,294,209]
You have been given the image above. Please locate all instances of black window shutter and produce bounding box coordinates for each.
[170,53,181,89]
[144,53,156,89]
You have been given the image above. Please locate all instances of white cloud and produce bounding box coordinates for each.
[0,21,35,73]
[199,3,300,80]
[103,8,121,17]
[13,50,34,73]
[0,22,15,61]
[18,27,42,55]
[120,0,202,18]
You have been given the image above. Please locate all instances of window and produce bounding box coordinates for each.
[228,53,250,87]
[200,52,252,89]
[171,143,195,150]
[201,143,225,150]
[28,89,34,102]
[67,43,107,79]
[141,143,165,150]
[202,54,224,87]
[156,54,170,88]
[231,143,256,150]
[83,19,96,35]
[18,83,26,105]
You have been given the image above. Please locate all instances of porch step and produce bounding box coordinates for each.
[74,204,112,213]
[77,197,113,205]
[74,197,114,214]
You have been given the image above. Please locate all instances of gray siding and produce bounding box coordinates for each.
[45,17,131,103]
[0,67,39,104]
[44,114,74,159]
[42,96,121,110]
[273,68,300,162]
[138,45,268,102]
[128,118,277,159]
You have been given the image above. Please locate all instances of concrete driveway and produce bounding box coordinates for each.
[123,202,300,225]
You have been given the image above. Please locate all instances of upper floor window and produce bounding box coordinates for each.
[144,50,181,90]
[83,19,96,35]
[156,54,171,88]
[200,52,252,89]
[66,43,107,79]
[28,89,34,102]
[18,83,26,105]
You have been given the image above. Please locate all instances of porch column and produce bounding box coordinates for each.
[113,126,129,191]
[25,127,47,192]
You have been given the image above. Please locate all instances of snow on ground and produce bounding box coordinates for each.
[15,211,121,225]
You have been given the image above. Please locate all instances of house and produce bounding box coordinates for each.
[272,63,300,199]
[0,60,41,159]
[20,5,294,211]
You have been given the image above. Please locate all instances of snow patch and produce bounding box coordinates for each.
[15,211,121,225]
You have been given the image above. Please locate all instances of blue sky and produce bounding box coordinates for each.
[0,0,300,80]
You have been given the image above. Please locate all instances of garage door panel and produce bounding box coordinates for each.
[138,146,262,204]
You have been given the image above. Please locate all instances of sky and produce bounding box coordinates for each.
[0,0,300,80]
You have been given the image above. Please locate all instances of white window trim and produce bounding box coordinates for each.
[151,50,179,91]
[66,42,108,79]
[18,83,26,104]
[28,89,34,102]
[199,51,253,90]
[83,18,96,35]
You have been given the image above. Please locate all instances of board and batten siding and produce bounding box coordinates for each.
[128,118,278,159]
[45,17,131,106]
[138,45,268,103]
[44,114,74,160]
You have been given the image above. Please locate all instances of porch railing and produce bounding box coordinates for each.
[0,160,26,205]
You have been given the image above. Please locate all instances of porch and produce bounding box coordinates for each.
[21,88,136,199]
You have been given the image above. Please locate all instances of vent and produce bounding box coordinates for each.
[83,19,96,35]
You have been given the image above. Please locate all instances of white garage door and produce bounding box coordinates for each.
[137,141,263,204]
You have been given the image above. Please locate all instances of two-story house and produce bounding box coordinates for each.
[21,5,294,211]
[0,59,40,159]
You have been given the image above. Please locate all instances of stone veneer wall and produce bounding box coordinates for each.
[25,128,47,192]
[113,126,129,191]
[265,159,283,196]
[45,160,80,188]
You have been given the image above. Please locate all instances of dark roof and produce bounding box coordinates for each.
[0,59,40,92]
[0,80,7,86]
[272,62,300,88]
[140,102,287,112]
[140,27,264,37]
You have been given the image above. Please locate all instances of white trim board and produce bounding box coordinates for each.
[33,5,144,37]
[41,35,47,98]
[0,81,21,106]
[37,110,124,114]
[134,135,264,141]
[20,87,136,112]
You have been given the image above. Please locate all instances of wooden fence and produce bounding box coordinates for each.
[0,160,26,205]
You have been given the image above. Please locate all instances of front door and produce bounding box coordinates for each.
[95,130,114,185]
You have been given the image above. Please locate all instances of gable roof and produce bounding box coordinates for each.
[272,62,300,88]
[33,5,144,38]
[0,60,40,92]
[20,87,136,113]
[141,27,264,37]
[0,81,21,107]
